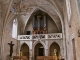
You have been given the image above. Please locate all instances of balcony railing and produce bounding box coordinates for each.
[18,33,62,40]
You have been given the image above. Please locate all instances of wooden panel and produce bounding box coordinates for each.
[13,56,27,60]
[32,27,47,34]
[36,56,57,60]
[37,56,44,60]
[45,56,57,60]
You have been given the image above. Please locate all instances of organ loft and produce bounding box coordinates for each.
[32,13,47,34]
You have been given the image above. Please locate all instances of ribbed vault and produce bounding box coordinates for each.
[0,0,64,34]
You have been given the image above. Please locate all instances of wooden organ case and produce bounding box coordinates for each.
[32,14,47,34]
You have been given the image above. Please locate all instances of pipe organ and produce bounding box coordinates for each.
[32,14,47,34]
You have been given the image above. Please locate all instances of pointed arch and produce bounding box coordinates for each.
[33,40,45,60]
[21,43,29,60]
[49,42,60,57]
[33,40,45,49]
[24,7,63,33]
[34,41,45,60]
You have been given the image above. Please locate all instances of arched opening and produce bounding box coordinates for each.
[34,43,44,60]
[50,42,60,57]
[25,9,61,35]
[21,43,29,60]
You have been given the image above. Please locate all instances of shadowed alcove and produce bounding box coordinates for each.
[34,43,44,60]
[21,43,29,60]
[50,42,60,57]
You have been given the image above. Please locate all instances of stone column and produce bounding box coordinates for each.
[17,40,20,55]
[29,41,32,60]
[65,0,71,27]
[0,5,2,60]
[45,41,48,56]
[29,49,32,60]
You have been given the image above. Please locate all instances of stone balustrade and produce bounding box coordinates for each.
[18,33,62,40]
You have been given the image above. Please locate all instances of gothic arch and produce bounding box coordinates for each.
[49,41,62,57]
[33,41,45,60]
[33,40,45,59]
[49,42,61,57]
[5,0,66,34]
[6,5,64,34]
[20,42,30,48]
[33,40,45,50]
[49,41,61,49]
[24,6,63,33]
[20,43,29,49]
[5,12,15,29]
[20,43,29,60]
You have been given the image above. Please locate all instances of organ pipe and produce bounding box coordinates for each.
[43,14,46,28]
[32,15,35,28]
[37,16,41,28]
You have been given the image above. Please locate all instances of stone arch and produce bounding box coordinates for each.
[4,12,15,29]
[24,8,60,33]
[49,41,61,48]
[33,40,46,56]
[33,40,45,49]
[6,6,64,34]
[33,41,45,60]
[5,1,64,34]
[20,41,30,48]
[24,6,63,33]
[20,43,29,60]
[49,42,61,57]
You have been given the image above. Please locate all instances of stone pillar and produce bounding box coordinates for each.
[17,40,20,55]
[29,41,32,60]
[60,40,64,60]
[0,4,3,60]
[65,0,71,27]
[29,49,32,60]
[45,41,48,56]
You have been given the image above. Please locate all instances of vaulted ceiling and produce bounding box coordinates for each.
[0,0,65,33]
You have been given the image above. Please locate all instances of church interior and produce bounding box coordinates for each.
[0,0,80,60]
